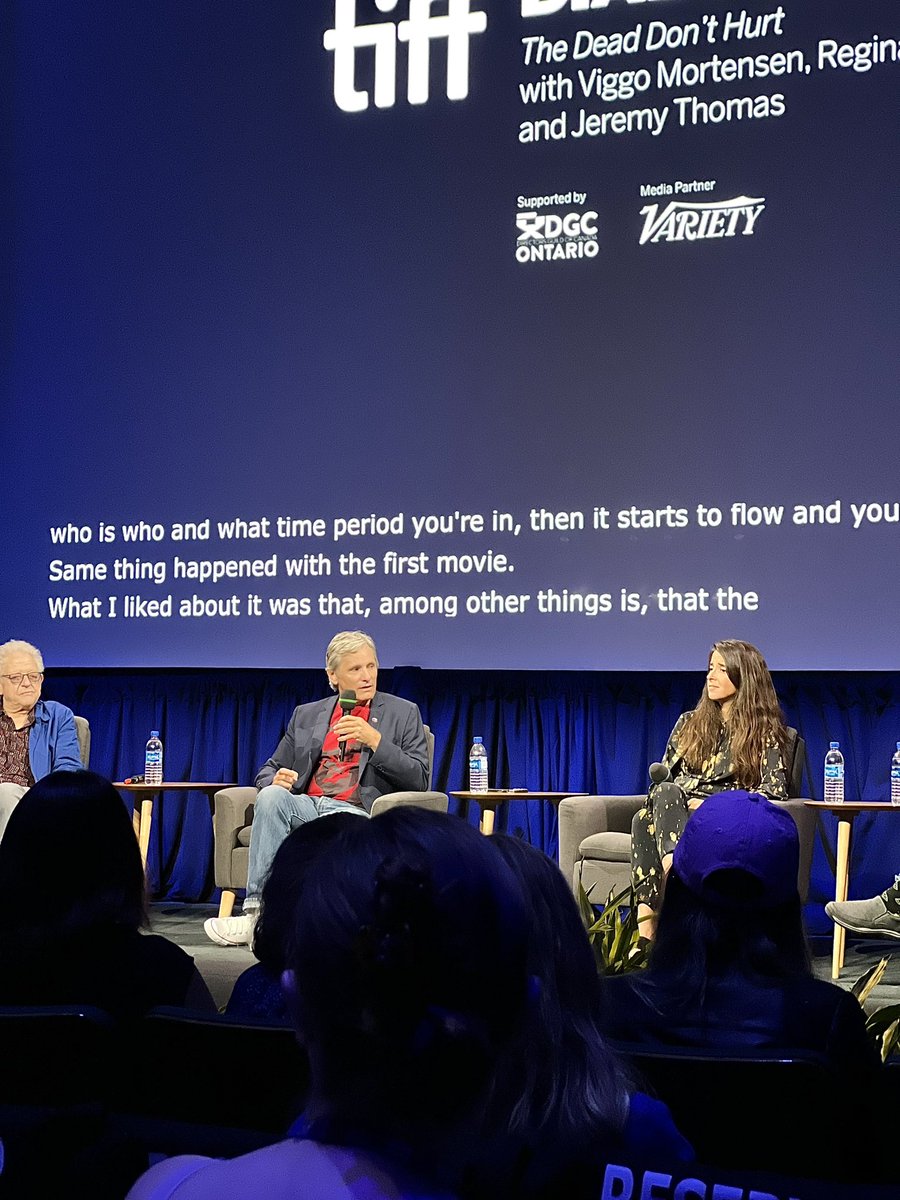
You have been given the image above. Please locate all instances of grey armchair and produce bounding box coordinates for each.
[558,730,816,904]
[73,715,91,767]
[213,725,448,918]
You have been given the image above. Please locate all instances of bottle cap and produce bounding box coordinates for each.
[474,736,483,743]
[829,742,839,750]
[151,730,160,738]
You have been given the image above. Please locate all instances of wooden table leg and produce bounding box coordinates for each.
[831,813,853,980]
[138,797,154,868]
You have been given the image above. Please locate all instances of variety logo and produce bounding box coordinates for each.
[516,209,600,263]
[323,0,487,112]
[638,195,766,244]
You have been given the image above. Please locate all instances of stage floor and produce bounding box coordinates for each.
[148,902,900,1016]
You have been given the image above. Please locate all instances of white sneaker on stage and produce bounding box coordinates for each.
[204,912,256,946]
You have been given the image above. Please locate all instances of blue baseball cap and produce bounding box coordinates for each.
[672,790,800,908]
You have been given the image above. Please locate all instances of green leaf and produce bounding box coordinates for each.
[851,965,900,1060]
[864,1003,900,1035]
[881,1020,900,1062]
[580,881,648,976]
[576,880,596,929]
[850,957,888,1003]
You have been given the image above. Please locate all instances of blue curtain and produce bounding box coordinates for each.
[48,668,900,929]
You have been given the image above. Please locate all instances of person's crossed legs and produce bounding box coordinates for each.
[204,785,368,946]
[631,782,691,941]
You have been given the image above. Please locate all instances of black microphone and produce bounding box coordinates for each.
[338,690,357,762]
[649,762,672,785]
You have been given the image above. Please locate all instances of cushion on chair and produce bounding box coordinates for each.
[579,831,632,862]
[237,827,253,847]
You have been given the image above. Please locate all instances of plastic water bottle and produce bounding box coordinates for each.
[824,742,844,804]
[891,743,900,807]
[468,737,489,793]
[145,730,164,786]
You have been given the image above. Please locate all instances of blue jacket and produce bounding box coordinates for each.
[27,699,84,780]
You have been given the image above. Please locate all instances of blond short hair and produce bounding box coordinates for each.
[325,631,378,690]
[0,640,44,674]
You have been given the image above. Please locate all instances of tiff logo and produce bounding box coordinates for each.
[323,0,488,112]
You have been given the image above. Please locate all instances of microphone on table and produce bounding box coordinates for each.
[339,689,357,762]
[649,762,672,785]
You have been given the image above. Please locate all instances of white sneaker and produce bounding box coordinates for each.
[204,912,256,946]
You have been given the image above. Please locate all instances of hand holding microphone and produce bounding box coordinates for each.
[336,690,382,757]
[338,690,358,762]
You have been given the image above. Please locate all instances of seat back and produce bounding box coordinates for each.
[423,724,434,786]
[0,1005,148,1198]
[614,1043,866,1181]
[74,715,91,767]
[117,1007,309,1156]
[0,1004,116,1106]
[784,726,805,797]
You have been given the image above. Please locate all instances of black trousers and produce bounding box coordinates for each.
[630,782,691,909]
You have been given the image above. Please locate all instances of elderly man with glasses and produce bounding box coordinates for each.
[0,640,83,839]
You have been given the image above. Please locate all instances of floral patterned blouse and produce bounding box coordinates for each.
[662,712,788,803]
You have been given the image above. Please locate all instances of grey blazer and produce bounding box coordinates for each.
[254,691,429,813]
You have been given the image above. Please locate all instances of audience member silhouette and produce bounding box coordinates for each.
[603,790,879,1081]
[0,770,215,1018]
[225,813,359,1024]
[127,808,535,1200]
[465,834,692,1200]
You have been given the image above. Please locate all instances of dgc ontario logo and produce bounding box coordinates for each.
[324,0,488,112]
[516,202,599,264]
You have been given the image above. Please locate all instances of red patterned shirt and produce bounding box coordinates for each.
[0,708,35,788]
[306,700,371,806]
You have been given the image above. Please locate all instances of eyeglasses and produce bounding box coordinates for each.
[1,673,44,686]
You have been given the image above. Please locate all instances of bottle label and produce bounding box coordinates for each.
[824,766,843,780]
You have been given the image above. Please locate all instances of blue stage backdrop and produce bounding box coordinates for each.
[7,1,899,670]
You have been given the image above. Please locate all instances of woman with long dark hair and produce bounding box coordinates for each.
[608,791,878,1077]
[631,640,790,936]
[128,808,536,1200]
[467,834,691,1200]
[0,770,214,1017]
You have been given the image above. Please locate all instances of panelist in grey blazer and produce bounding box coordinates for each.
[204,630,428,946]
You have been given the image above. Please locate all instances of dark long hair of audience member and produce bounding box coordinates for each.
[603,791,879,1087]
[226,814,358,1023]
[466,833,635,1199]
[283,807,532,1195]
[0,770,213,1016]
[252,814,357,973]
[646,869,811,1016]
[0,770,146,944]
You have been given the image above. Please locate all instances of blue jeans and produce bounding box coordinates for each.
[245,785,368,905]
